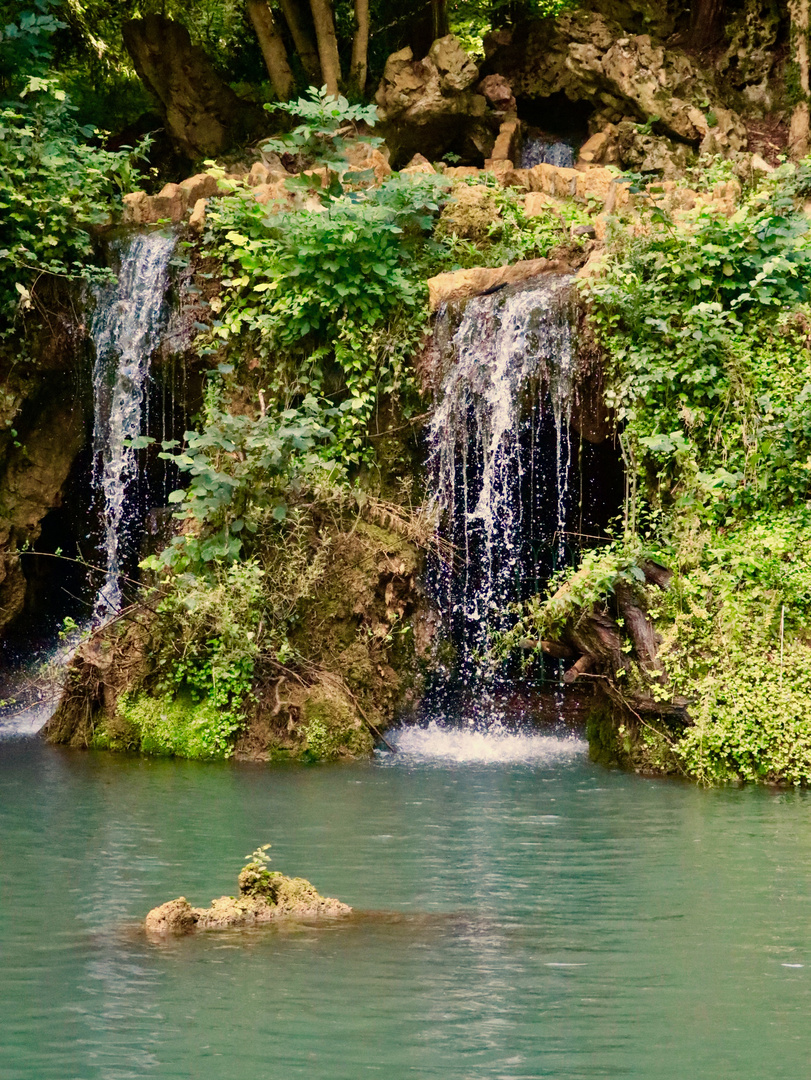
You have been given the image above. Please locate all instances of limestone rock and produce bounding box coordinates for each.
[483,12,747,158]
[343,142,392,184]
[179,172,220,202]
[401,153,436,175]
[121,191,152,226]
[576,128,620,168]
[188,197,207,232]
[122,15,262,158]
[428,257,581,309]
[145,873,351,936]
[614,121,695,176]
[0,394,85,634]
[483,158,514,184]
[145,897,198,934]
[428,34,479,93]
[490,115,521,163]
[375,36,489,165]
[717,0,780,99]
[252,180,291,207]
[443,166,481,181]
[152,182,186,223]
[478,74,516,115]
[524,191,556,217]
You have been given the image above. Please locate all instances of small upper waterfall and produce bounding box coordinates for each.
[90,231,176,619]
[429,276,593,715]
[520,136,576,170]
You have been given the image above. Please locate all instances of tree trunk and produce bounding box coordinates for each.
[688,0,725,47]
[246,0,294,101]
[278,0,321,84]
[790,0,811,158]
[432,0,449,38]
[349,0,370,95]
[308,0,342,95]
[123,14,261,157]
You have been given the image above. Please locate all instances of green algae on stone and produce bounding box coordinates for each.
[145,851,351,935]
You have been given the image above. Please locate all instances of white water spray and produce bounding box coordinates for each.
[429,277,576,691]
[389,720,586,765]
[90,231,175,619]
[520,136,576,170]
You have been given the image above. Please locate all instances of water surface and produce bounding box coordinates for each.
[2,724,811,1079]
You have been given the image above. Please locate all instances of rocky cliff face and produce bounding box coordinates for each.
[0,309,89,636]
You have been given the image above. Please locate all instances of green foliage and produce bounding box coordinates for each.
[0,0,63,93]
[0,79,144,318]
[201,169,446,461]
[239,844,276,897]
[262,85,380,165]
[113,690,240,759]
[449,0,578,53]
[435,177,587,269]
[501,540,659,651]
[151,385,341,572]
[588,174,811,519]
[148,558,265,740]
[656,510,811,784]
[530,164,811,784]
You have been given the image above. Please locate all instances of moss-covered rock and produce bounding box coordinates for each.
[145,857,351,936]
[435,184,502,243]
[299,683,374,761]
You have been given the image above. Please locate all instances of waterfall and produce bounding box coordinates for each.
[90,231,175,619]
[428,276,577,709]
[520,137,576,170]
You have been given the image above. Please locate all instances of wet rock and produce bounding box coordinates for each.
[145,897,198,934]
[0,394,85,634]
[428,255,584,309]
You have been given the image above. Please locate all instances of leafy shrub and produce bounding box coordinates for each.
[0,79,144,318]
[151,387,341,571]
[588,181,811,517]
[201,171,446,460]
[262,85,381,166]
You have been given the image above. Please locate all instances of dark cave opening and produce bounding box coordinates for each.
[3,360,188,660]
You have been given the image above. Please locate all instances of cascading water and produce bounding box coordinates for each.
[90,231,176,620]
[428,276,578,713]
[520,137,576,170]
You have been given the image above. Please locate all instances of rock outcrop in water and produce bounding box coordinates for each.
[145,854,350,935]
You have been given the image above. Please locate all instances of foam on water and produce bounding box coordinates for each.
[389,719,587,765]
[0,701,54,737]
